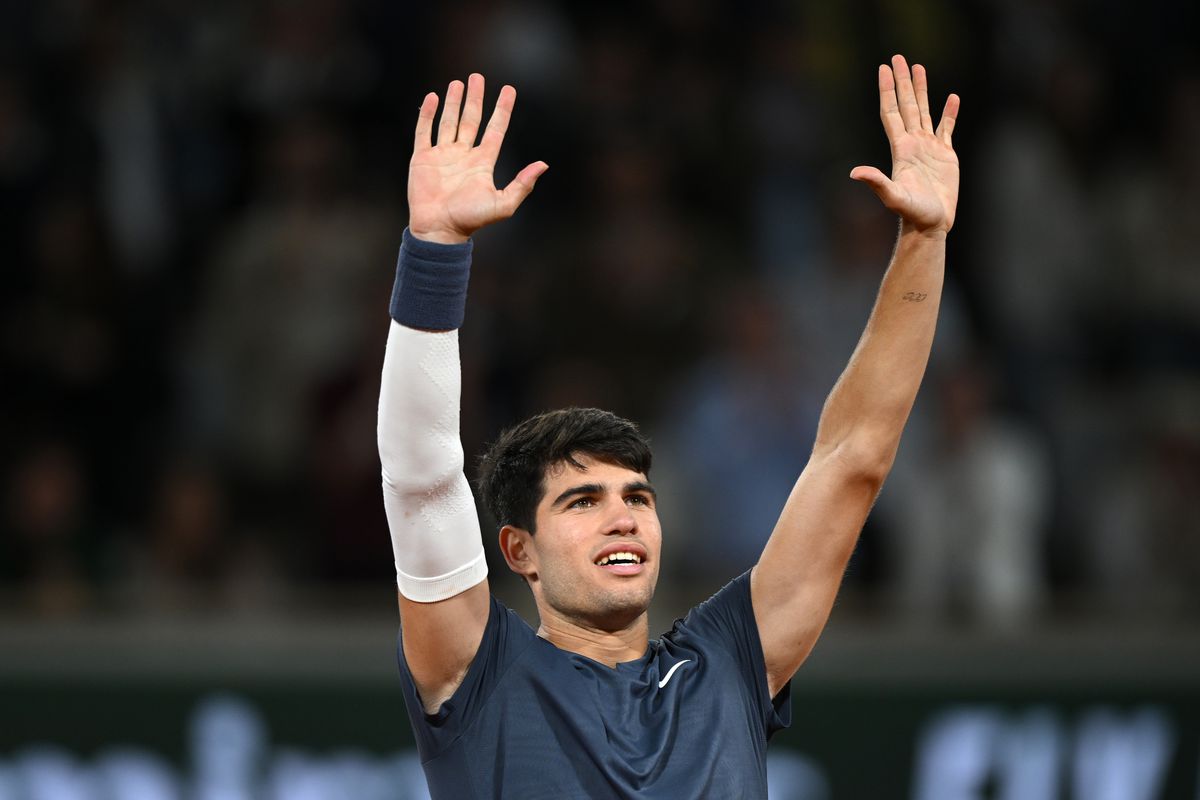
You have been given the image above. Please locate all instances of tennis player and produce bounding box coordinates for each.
[379,55,959,798]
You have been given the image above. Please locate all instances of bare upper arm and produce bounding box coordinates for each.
[751,445,886,696]
[399,578,491,714]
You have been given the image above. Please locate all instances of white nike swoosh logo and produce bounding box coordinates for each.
[658,659,692,689]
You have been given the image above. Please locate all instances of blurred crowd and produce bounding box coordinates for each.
[2,0,1197,629]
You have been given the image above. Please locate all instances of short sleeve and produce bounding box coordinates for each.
[397,594,537,760]
[673,571,792,738]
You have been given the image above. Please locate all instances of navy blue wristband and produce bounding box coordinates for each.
[389,228,473,330]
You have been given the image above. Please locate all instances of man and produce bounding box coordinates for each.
[379,56,959,798]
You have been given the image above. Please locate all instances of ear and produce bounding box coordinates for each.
[498,524,537,580]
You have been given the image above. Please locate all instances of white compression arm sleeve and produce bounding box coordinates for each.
[377,321,487,602]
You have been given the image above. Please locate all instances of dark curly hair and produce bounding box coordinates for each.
[478,407,652,533]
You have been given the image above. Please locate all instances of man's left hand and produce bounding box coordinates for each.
[850,54,960,237]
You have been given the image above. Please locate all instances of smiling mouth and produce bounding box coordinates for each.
[594,551,645,575]
[594,551,643,567]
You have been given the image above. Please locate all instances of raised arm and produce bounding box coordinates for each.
[380,74,546,713]
[750,55,960,696]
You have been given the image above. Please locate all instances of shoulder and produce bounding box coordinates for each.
[399,592,538,724]
[682,571,754,621]
[665,571,756,650]
[662,571,792,739]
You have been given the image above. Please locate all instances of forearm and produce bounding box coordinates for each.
[378,231,487,602]
[378,322,469,495]
[813,224,946,469]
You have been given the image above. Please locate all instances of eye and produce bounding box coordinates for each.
[626,493,651,507]
[568,497,595,509]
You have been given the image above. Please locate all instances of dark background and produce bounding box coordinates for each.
[1,0,1199,796]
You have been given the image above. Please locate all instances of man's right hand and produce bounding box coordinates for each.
[408,74,548,245]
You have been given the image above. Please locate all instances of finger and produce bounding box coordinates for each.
[850,165,904,210]
[877,64,904,142]
[480,84,517,158]
[891,54,921,132]
[415,92,438,151]
[913,64,934,133]
[437,79,465,145]
[498,161,548,217]
[457,73,485,147]
[936,93,960,144]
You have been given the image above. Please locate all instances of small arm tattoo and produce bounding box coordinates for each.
[902,291,927,302]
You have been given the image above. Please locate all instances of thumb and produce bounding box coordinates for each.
[498,161,549,217]
[849,166,902,209]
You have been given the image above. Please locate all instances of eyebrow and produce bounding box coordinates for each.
[550,480,657,509]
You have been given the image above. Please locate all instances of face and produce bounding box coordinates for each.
[503,454,662,632]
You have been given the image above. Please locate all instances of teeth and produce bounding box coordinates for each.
[596,551,642,566]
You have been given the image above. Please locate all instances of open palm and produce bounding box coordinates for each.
[408,74,548,244]
[851,55,960,235]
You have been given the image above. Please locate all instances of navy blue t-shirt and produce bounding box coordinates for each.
[396,571,792,799]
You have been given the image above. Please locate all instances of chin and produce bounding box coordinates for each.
[542,574,655,630]
[593,582,655,626]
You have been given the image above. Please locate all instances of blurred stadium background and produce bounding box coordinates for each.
[2,0,1199,797]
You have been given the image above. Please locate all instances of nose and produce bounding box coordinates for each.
[605,500,637,536]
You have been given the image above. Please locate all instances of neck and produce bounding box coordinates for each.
[535,607,650,667]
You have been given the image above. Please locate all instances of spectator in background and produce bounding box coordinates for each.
[185,113,393,492]
[1076,72,1200,618]
[1100,70,1200,371]
[120,457,293,613]
[5,190,121,436]
[306,332,394,586]
[654,281,821,581]
[85,4,176,276]
[242,0,380,116]
[0,68,47,270]
[0,440,96,616]
[477,0,577,102]
[742,19,832,285]
[1085,378,1200,617]
[181,113,396,594]
[977,36,1107,402]
[883,357,1051,630]
[119,460,229,611]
